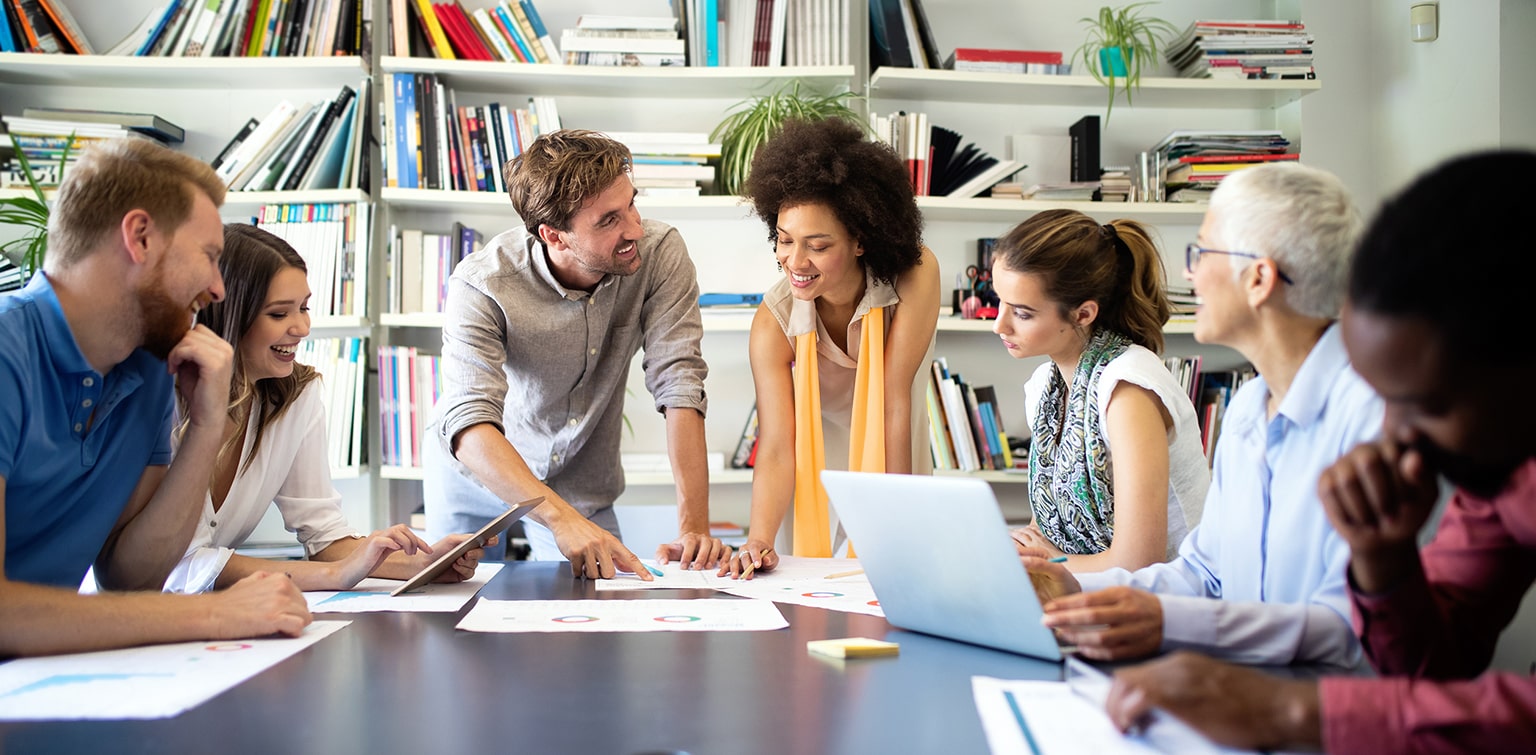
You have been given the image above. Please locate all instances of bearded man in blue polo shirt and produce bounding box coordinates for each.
[0,138,311,658]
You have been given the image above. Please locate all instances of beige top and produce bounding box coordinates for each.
[762,269,934,552]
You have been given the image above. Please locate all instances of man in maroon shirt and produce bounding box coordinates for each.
[1101,150,1536,751]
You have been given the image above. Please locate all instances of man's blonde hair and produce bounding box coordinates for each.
[48,138,227,268]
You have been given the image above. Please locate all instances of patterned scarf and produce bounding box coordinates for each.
[1027,328,1132,554]
[792,306,886,557]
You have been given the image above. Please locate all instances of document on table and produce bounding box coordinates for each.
[456,598,789,633]
[0,621,348,721]
[596,556,884,617]
[972,662,1250,755]
[305,562,504,613]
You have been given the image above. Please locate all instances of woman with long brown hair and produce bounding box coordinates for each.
[163,224,487,593]
[993,209,1208,572]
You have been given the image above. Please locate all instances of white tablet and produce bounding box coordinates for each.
[390,497,543,596]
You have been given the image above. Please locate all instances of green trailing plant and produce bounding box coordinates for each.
[710,81,863,196]
[0,134,71,284]
[1073,3,1178,123]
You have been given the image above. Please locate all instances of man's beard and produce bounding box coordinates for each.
[140,282,192,361]
[1413,437,1523,500]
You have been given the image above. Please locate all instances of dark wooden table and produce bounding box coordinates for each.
[0,561,1063,754]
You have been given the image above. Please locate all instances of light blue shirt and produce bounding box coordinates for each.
[0,274,174,588]
[1076,324,1381,666]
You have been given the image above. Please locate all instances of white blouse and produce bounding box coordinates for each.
[1024,344,1210,559]
[163,381,359,593]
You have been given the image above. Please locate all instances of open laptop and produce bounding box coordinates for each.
[821,470,1062,662]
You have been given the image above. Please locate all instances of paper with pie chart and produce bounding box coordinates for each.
[0,621,348,720]
[719,574,885,618]
[304,563,504,613]
[455,598,789,633]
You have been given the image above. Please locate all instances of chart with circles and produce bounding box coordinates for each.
[455,598,789,633]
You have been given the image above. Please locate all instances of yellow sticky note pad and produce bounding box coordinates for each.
[807,637,900,659]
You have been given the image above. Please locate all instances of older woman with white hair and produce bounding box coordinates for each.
[1025,162,1384,668]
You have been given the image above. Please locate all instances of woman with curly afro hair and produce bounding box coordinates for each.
[721,118,940,577]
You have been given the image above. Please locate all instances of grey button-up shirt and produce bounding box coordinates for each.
[430,219,708,517]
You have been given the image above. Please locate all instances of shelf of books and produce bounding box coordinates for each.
[0,52,369,89]
[376,311,1200,335]
[380,56,854,99]
[915,197,1211,223]
[868,68,1319,110]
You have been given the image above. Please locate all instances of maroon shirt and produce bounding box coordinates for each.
[1321,459,1536,752]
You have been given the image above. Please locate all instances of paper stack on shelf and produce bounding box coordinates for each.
[1166,19,1316,80]
[562,14,684,66]
[1152,129,1294,203]
[604,131,718,197]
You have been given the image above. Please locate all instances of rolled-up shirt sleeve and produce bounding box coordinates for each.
[638,225,707,416]
[437,278,513,449]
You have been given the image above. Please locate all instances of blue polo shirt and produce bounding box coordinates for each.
[0,274,174,588]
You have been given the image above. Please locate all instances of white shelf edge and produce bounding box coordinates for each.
[0,53,368,88]
[379,56,854,97]
[222,188,371,207]
[380,312,447,328]
[378,310,1195,335]
[381,465,426,480]
[917,197,1208,222]
[933,468,1029,483]
[627,468,754,486]
[870,67,1320,109]
[309,316,370,330]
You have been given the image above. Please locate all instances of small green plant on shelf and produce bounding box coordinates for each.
[0,134,71,289]
[1073,2,1178,123]
[710,80,863,196]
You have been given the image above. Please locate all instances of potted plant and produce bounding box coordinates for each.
[710,81,863,196]
[0,135,70,290]
[1073,3,1178,123]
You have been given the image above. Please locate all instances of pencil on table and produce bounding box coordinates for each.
[823,569,864,580]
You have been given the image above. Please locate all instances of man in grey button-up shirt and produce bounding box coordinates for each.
[424,130,728,578]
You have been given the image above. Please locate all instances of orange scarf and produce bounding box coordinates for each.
[792,306,886,556]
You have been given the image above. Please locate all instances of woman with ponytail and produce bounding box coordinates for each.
[993,209,1208,572]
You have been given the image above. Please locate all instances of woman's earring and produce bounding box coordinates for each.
[776,261,783,272]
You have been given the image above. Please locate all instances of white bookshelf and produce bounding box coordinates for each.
[916,196,1209,223]
[869,68,1320,109]
[0,52,368,89]
[380,56,854,98]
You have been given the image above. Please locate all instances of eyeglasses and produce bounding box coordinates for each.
[1184,242,1294,286]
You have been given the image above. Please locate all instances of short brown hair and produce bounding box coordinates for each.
[48,138,226,268]
[503,129,631,234]
[996,209,1172,353]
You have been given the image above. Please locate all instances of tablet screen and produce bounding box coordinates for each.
[389,497,543,596]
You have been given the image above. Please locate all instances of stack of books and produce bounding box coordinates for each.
[1021,182,1100,201]
[394,0,560,62]
[1166,19,1315,80]
[942,48,1070,75]
[376,345,441,468]
[1166,286,1198,330]
[1098,167,1131,202]
[101,0,368,57]
[381,72,560,192]
[385,222,482,315]
[213,84,365,192]
[869,0,939,69]
[696,1,840,67]
[561,15,684,67]
[1153,129,1294,203]
[2,109,184,188]
[606,131,718,196]
[249,201,371,320]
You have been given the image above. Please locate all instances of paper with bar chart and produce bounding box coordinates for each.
[0,621,348,720]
